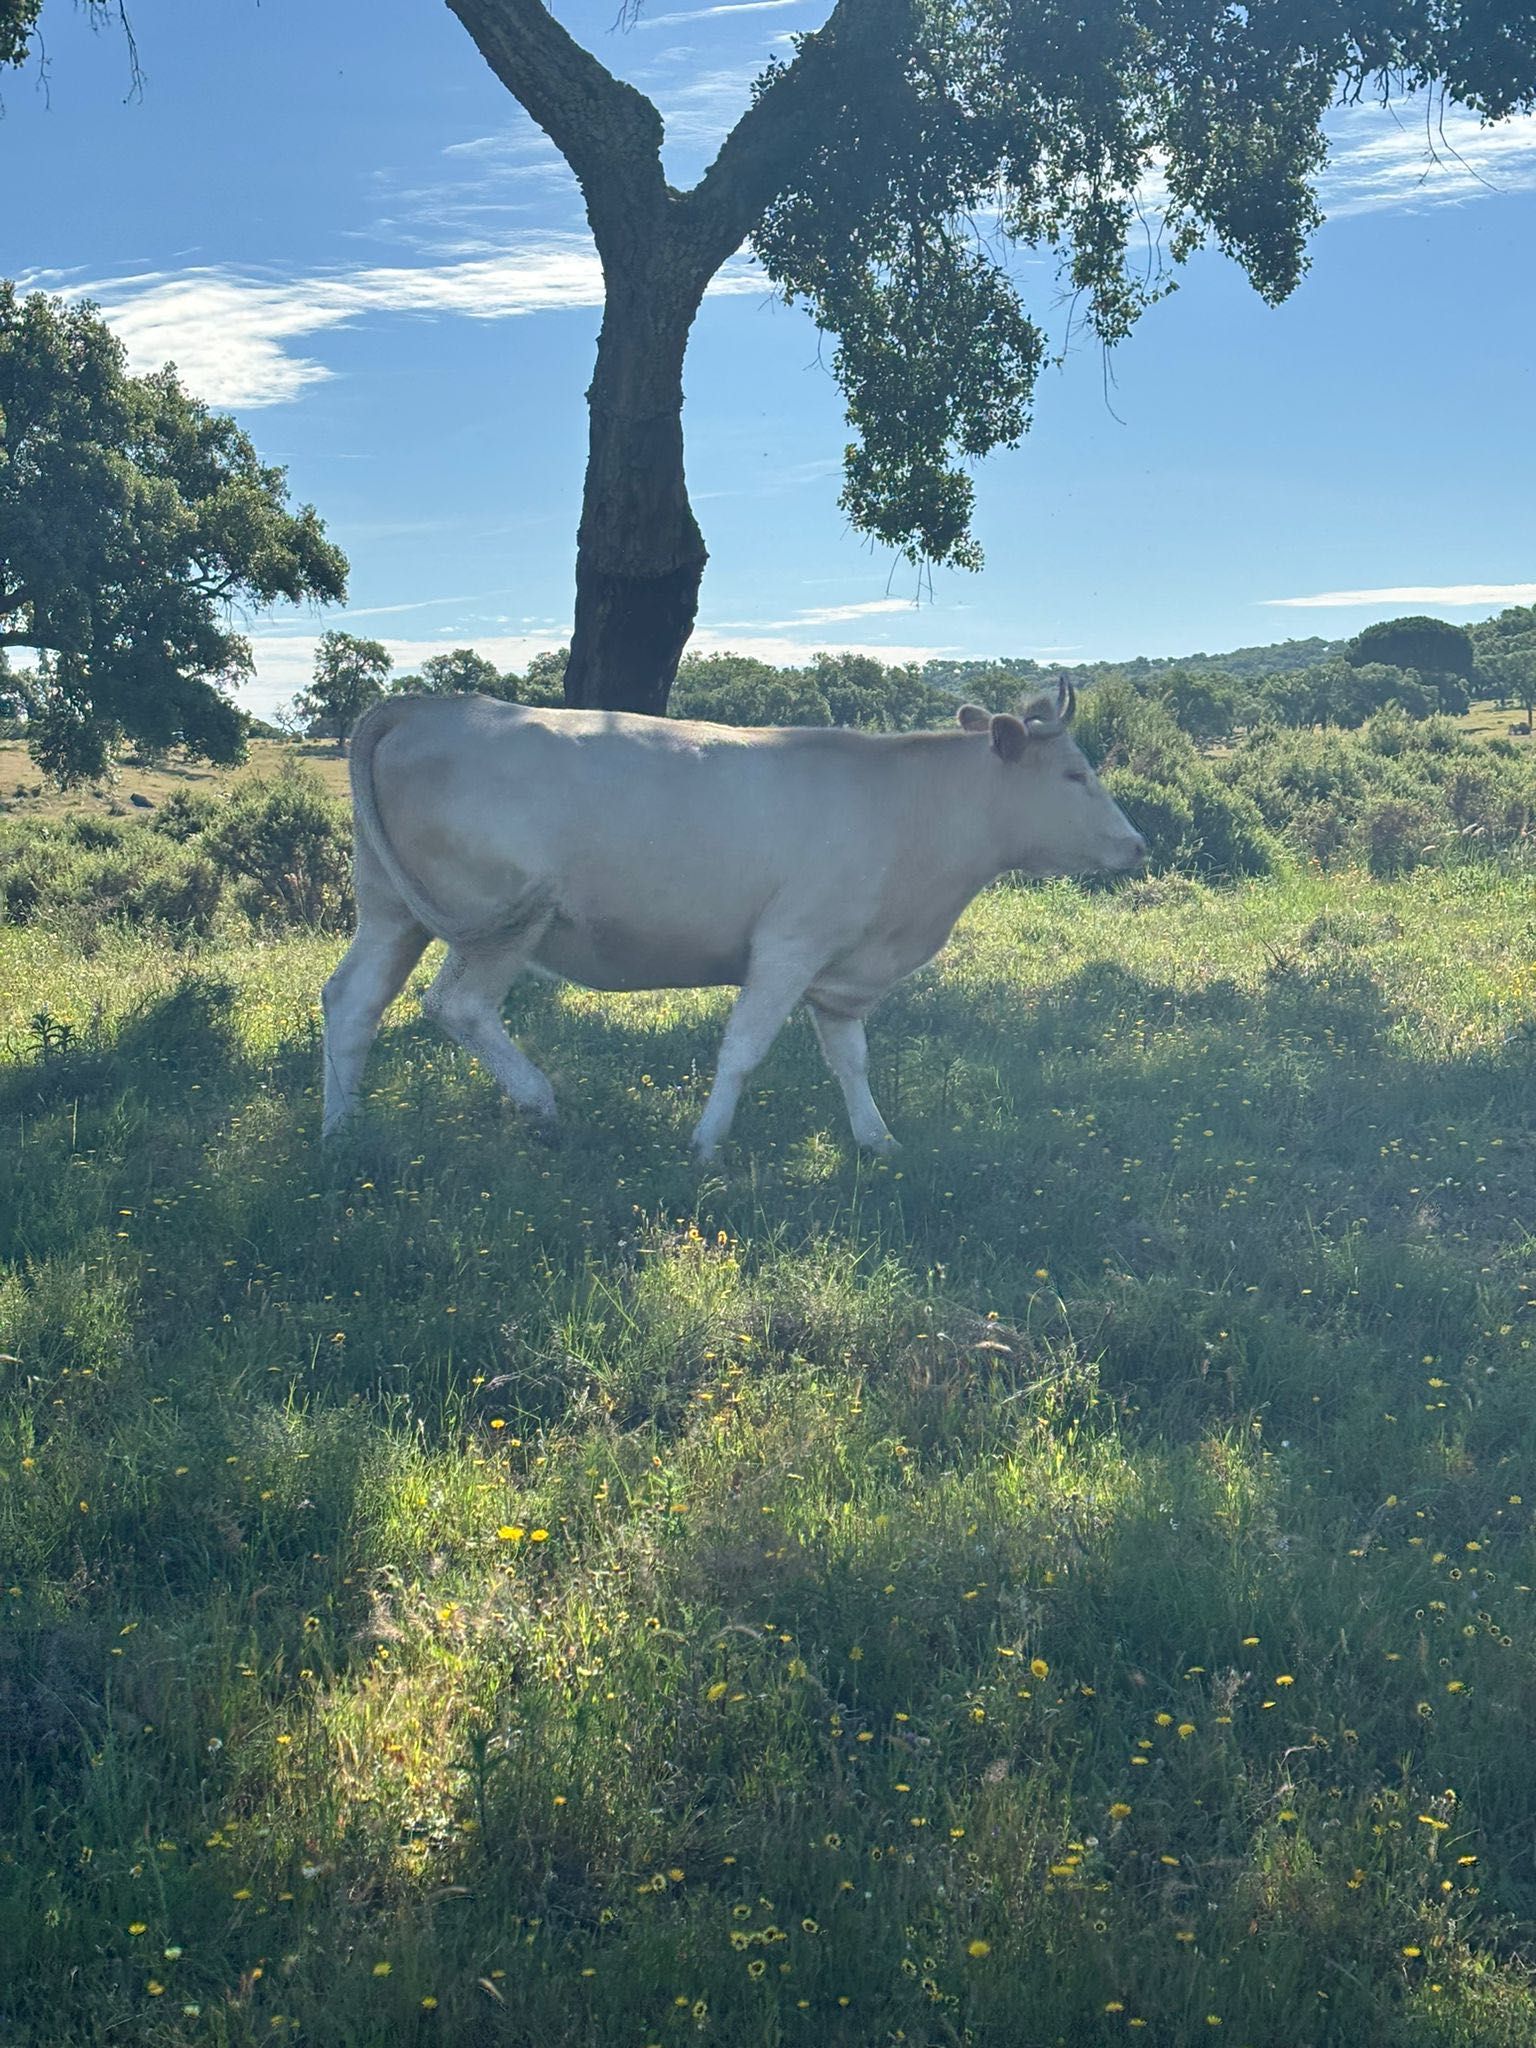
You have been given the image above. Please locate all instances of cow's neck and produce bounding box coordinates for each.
[897,735,1015,901]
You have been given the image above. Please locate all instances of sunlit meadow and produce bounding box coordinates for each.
[5,863,1536,2045]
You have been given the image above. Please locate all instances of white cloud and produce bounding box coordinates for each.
[48,243,768,410]
[689,630,957,666]
[1264,583,1536,609]
[1123,99,1536,237]
[658,66,761,153]
[1321,101,1536,219]
[637,0,803,28]
[707,597,922,629]
[242,630,570,719]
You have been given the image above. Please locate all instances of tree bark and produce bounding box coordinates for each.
[445,0,907,714]
[563,267,707,715]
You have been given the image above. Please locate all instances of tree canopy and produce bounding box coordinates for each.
[0,285,347,781]
[293,631,392,750]
[1346,615,1474,679]
[409,647,506,697]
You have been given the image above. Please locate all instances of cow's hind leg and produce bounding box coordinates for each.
[322,907,431,1136]
[421,938,557,1125]
[808,1002,896,1154]
[691,952,817,1163]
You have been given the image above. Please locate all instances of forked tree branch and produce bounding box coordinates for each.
[676,0,914,272]
[446,0,670,245]
[446,0,914,286]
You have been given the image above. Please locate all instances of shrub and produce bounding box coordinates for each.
[150,787,223,842]
[0,821,225,940]
[1075,677,1194,783]
[1358,797,1439,878]
[1182,776,1272,878]
[201,771,353,930]
[1101,771,1195,871]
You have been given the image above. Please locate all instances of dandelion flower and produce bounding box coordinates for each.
[967,1940,991,1958]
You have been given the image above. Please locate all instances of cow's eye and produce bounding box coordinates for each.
[1065,770,1089,785]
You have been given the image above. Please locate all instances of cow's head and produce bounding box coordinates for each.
[957,677,1145,877]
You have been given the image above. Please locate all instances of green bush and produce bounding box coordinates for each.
[1182,775,1272,878]
[1358,796,1440,878]
[201,771,353,930]
[1101,771,1195,871]
[0,821,224,941]
[149,787,223,842]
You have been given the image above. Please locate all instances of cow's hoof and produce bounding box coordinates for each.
[690,1139,721,1168]
[858,1132,899,1157]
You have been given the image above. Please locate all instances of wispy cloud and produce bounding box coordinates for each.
[1126,98,1536,238]
[326,591,517,623]
[1320,101,1536,219]
[637,0,803,28]
[691,631,957,667]
[658,66,760,154]
[706,597,923,630]
[1264,582,1536,609]
[42,242,768,409]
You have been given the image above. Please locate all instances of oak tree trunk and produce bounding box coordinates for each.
[563,276,706,716]
[446,0,892,718]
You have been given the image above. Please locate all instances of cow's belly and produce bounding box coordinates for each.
[530,913,750,992]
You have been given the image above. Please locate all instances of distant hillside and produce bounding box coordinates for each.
[922,636,1346,694]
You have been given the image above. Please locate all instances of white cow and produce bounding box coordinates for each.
[321,681,1144,1158]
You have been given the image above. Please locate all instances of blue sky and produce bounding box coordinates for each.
[6,0,1536,717]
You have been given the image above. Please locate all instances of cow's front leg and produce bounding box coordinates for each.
[692,957,815,1163]
[808,1003,896,1154]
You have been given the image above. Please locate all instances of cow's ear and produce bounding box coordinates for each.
[956,703,991,733]
[990,713,1029,762]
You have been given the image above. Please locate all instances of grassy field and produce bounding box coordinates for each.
[5,865,1536,2045]
[0,738,352,821]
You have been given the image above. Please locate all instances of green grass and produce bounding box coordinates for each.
[5,865,1536,2045]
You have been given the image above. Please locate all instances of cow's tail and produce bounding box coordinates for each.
[347,695,460,942]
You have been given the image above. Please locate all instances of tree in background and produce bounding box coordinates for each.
[1148,667,1241,744]
[671,652,833,726]
[404,647,507,697]
[1257,659,1436,732]
[293,633,393,751]
[516,648,571,707]
[1345,617,1474,715]
[0,286,347,783]
[1472,606,1536,729]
